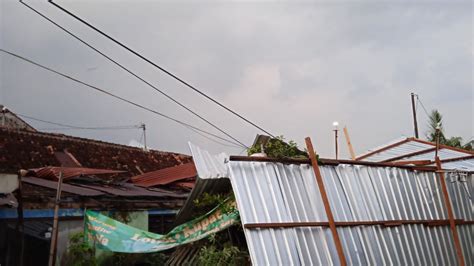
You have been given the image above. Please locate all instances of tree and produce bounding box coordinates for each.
[427,109,445,143]
[426,109,472,151]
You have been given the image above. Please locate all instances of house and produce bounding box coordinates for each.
[0,109,194,265]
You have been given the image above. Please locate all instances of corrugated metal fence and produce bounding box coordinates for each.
[228,160,473,265]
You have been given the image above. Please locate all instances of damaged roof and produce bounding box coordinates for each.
[357,137,474,171]
[132,162,197,188]
[27,166,126,181]
[0,128,192,175]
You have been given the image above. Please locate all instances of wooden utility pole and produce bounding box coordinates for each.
[141,123,147,151]
[16,171,25,266]
[411,93,419,138]
[48,171,63,266]
[343,127,356,160]
[305,137,347,266]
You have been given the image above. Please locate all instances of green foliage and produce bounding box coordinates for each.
[426,109,473,150]
[247,136,308,159]
[61,232,97,266]
[197,233,248,266]
[427,109,446,143]
[194,193,228,211]
[110,211,132,224]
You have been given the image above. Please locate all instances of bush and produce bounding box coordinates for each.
[61,232,97,266]
[247,136,308,159]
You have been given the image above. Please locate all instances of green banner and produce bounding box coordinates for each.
[84,199,239,253]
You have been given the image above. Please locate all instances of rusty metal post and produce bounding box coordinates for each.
[305,137,347,266]
[435,157,465,266]
[48,171,63,266]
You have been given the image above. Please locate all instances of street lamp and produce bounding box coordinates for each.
[333,121,339,159]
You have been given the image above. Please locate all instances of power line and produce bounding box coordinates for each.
[185,125,243,148]
[49,0,275,138]
[416,96,431,118]
[17,113,140,130]
[19,0,247,149]
[1,49,246,148]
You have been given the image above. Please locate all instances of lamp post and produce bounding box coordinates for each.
[435,122,441,158]
[333,121,339,160]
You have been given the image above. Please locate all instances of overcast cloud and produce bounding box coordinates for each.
[1,0,472,157]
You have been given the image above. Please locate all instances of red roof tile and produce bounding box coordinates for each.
[132,162,197,188]
[0,128,192,175]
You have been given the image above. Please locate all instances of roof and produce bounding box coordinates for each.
[132,162,197,188]
[228,157,473,265]
[21,176,188,198]
[356,137,474,171]
[27,166,126,181]
[0,106,36,131]
[0,127,192,175]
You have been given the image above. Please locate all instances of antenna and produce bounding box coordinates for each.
[140,123,147,151]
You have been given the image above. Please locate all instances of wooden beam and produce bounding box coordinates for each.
[356,138,411,160]
[391,160,432,166]
[435,157,465,266]
[229,155,438,172]
[48,171,63,266]
[305,137,347,266]
[438,155,474,164]
[411,138,474,155]
[381,147,437,162]
[343,127,356,160]
[244,219,471,229]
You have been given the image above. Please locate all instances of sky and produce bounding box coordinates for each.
[1,0,472,158]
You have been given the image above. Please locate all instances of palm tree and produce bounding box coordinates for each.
[426,109,473,151]
[426,109,446,143]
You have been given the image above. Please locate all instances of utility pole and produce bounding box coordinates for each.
[333,121,339,160]
[140,123,147,151]
[411,92,419,138]
[48,171,63,266]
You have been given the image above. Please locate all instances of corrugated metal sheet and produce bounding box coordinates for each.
[174,143,231,225]
[228,160,473,265]
[358,138,432,161]
[188,142,229,179]
[166,244,201,266]
[76,183,188,198]
[131,162,196,188]
[358,138,474,171]
[28,166,126,181]
[22,176,105,196]
[21,176,187,198]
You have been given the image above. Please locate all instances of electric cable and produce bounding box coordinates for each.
[49,0,275,137]
[1,49,246,148]
[17,113,140,130]
[20,0,247,148]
